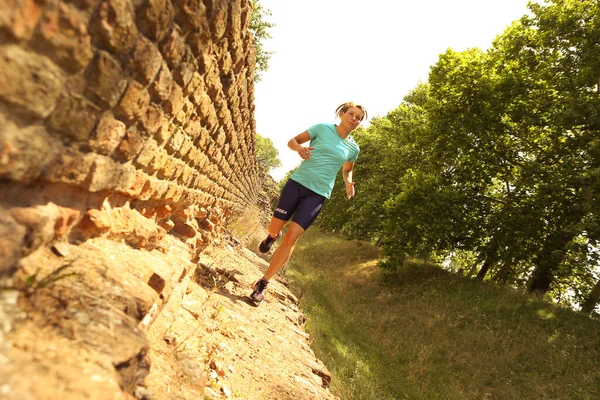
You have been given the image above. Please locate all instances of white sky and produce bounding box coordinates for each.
[254,0,533,181]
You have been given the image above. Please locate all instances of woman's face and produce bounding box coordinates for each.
[341,107,365,130]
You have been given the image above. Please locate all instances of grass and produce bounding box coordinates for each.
[285,228,600,400]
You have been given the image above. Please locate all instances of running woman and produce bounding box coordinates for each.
[250,102,368,303]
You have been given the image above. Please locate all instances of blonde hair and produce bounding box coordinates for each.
[335,102,368,121]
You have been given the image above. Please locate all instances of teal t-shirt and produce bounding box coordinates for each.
[290,123,360,199]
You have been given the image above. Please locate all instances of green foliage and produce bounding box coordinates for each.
[316,0,600,310]
[289,228,600,399]
[249,0,275,82]
[277,166,297,191]
[21,260,79,294]
[255,133,281,172]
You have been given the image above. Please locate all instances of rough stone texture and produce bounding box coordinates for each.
[0,0,260,250]
[0,233,337,400]
[0,44,66,119]
[0,0,267,398]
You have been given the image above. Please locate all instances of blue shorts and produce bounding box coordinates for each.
[273,179,325,230]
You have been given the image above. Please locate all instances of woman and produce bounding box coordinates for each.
[250,101,368,303]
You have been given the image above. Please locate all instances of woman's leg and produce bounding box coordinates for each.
[262,221,305,281]
[266,216,287,238]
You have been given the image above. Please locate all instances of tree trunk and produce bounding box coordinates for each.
[528,264,555,296]
[581,279,600,313]
[528,231,576,295]
[493,261,513,284]
[476,259,493,280]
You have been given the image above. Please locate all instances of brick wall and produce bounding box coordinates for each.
[0,0,260,272]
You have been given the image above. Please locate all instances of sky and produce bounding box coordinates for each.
[253,0,534,181]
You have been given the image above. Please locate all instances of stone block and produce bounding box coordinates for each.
[136,0,174,42]
[225,0,241,40]
[43,148,94,185]
[157,155,177,179]
[185,169,198,187]
[149,62,173,102]
[85,50,127,108]
[154,122,173,145]
[230,40,244,73]
[0,44,65,119]
[205,105,218,131]
[159,25,185,69]
[164,83,184,117]
[78,208,112,232]
[115,126,144,162]
[204,61,222,98]
[211,149,222,164]
[147,179,168,199]
[86,156,137,192]
[177,136,193,158]
[89,112,127,156]
[48,92,100,141]
[178,164,192,186]
[222,142,230,157]
[123,170,148,197]
[195,173,210,190]
[186,32,210,65]
[34,2,94,73]
[0,207,27,274]
[0,0,43,40]
[114,80,150,125]
[165,129,184,154]
[170,160,184,181]
[183,145,197,164]
[133,138,158,169]
[147,148,168,174]
[0,120,61,182]
[172,0,206,31]
[53,205,81,237]
[9,203,68,257]
[163,183,183,202]
[219,50,232,76]
[192,147,208,170]
[173,106,188,125]
[173,59,196,88]
[210,0,227,40]
[139,103,164,136]
[90,0,138,54]
[184,117,201,140]
[212,127,226,147]
[184,72,204,96]
[125,35,163,85]
[196,93,211,120]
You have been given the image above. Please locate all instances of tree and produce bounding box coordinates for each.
[255,134,281,173]
[315,0,600,311]
[249,0,275,82]
[581,279,600,313]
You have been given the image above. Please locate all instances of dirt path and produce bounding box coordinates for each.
[0,235,337,399]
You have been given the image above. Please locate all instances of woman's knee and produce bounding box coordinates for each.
[282,223,305,245]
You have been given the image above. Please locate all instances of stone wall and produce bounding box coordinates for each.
[0,0,260,272]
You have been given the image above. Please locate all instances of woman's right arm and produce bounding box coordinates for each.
[288,131,313,160]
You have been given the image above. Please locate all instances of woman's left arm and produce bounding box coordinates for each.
[342,161,355,200]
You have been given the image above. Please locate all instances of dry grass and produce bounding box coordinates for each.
[226,206,269,253]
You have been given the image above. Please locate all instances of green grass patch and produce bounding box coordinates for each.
[286,228,600,400]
